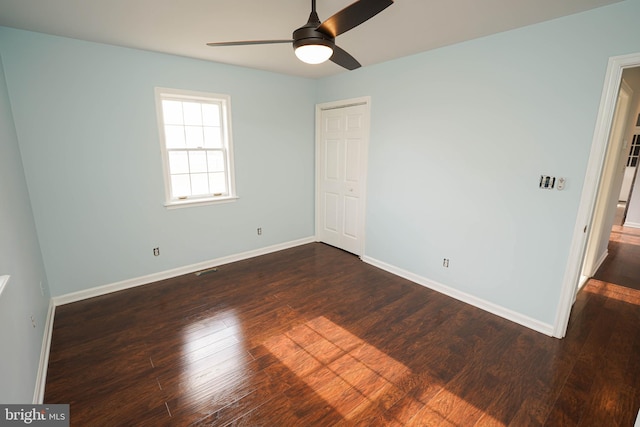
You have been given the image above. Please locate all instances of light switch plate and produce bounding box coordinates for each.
[539,175,556,189]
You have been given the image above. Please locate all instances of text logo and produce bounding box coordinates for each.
[0,405,69,426]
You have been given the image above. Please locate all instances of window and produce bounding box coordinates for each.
[627,134,639,168]
[155,87,236,207]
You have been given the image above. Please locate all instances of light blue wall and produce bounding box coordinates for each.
[0,28,317,297]
[0,0,639,341]
[0,53,50,403]
[317,0,640,325]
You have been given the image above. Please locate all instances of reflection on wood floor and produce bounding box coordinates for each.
[45,239,640,426]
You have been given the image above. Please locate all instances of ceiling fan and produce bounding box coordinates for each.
[207,0,394,70]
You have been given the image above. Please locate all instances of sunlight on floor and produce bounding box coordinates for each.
[264,315,502,425]
[610,225,640,245]
[583,280,640,306]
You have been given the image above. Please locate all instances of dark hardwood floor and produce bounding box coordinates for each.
[593,224,640,291]
[45,235,640,426]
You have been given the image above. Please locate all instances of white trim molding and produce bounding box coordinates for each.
[33,299,55,404]
[623,221,640,229]
[362,255,554,337]
[592,250,609,277]
[53,237,315,306]
[554,52,640,338]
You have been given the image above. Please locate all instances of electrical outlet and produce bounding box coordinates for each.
[153,247,160,256]
[257,227,262,236]
[443,258,450,268]
[31,315,36,328]
[557,177,566,190]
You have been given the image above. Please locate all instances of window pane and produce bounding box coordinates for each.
[189,151,207,173]
[202,103,220,126]
[185,126,204,148]
[183,102,202,126]
[162,100,183,125]
[165,125,185,148]
[209,172,227,194]
[207,151,225,172]
[171,174,191,198]
[191,173,209,195]
[203,127,222,148]
[168,151,189,174]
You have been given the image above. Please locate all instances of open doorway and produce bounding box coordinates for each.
[579,76,634,287]
[554,54,640,338]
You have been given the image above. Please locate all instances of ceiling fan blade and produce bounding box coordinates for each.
[317,0,393,38]
[330,45,361,70]
[207,40,292,47]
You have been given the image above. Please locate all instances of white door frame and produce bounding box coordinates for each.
[315,96,371,256]
[553,52,640,338]
[581,80,633,282]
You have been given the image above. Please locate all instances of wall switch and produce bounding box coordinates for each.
[557,177,566,190]
[539,175,556,189]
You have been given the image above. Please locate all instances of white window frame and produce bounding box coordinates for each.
[155,87,237,208]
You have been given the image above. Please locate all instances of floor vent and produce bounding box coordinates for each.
[195,267,218,277]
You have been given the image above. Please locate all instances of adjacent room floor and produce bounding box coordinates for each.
[45,231,640,426]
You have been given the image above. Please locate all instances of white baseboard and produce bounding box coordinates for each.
[623,221,640,229]
[592,249,608,276]
[578,275,590,290]
[53,237,315,306]
[361,255,554,337]
[33,299,55,404]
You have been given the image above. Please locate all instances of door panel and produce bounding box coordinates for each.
[345,139,361,183]
[324,193,339,233]
[344,196,359,238]
[325,140,340,180]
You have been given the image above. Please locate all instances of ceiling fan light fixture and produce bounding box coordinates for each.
[207,0,394,70]
[295,44,333,64]
[293,38,334,65]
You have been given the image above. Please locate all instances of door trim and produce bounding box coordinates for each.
[553,52,640,338]
[581,79,633,281]
[315,96,371,257]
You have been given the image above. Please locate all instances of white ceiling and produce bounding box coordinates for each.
[0,0,623,79]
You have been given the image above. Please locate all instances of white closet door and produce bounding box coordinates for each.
[317,103,368,255]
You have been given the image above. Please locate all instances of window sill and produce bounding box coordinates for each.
[164,196,239,209]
